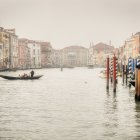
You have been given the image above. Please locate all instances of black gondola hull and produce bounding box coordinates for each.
[0,75,43,80]
[129,80,135,87]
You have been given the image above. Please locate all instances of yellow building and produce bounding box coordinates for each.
[124,32,140,61]
[0,27,10,69]
[0,27,18,69]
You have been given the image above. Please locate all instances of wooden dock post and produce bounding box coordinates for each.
[113,55,116,92]
[106,57,109,90]
[135,68,138,100]
[137,70,140,100]
[110,58,113,83]
[122,65,125,85]
[126,65,128,86]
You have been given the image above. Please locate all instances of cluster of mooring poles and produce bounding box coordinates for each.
[106,55,118,92]
[107,55,140,101]
[126,57,140,101]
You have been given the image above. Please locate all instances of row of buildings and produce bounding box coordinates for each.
[0,27,52,70]
[0,26,139,70]
[119,32,140,65]
[87,32,140,68]
[0,26,113,70]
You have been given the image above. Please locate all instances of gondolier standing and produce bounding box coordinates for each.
[30,70,34,78]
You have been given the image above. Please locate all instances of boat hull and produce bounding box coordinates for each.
[129,80,135,87]
[0,75,43,80]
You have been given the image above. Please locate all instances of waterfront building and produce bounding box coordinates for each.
[61,46,88,67]
[37,41,53,68]
[87,43,95,68]
[0,27,10,69]
[92,42,114,67]
[5,29,18,69]
[18,39,31,69]
[51,49,62,68]
[0,27,18,69]
[123,32,140,62]
[28,40,41,68]
[0,42,3,68]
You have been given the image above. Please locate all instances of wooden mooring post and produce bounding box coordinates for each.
[135,68,140,101]
[125,65,128,86]
[113,55,116,92]
[122,65,125,85]
[106,57,109,90]
[110,58,113,83]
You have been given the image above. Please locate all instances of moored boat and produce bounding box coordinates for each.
[0,75,43,80]
[129,80,135,87]
[99,70,107,78]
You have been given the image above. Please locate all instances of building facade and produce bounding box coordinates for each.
[122,32,140,64]
[18,39,31,69]
[61,46,88,67]
[0,27,18,69]
[38,41,53,68]
[28,41,41,68]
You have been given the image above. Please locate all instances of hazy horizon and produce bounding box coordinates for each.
[0,0,140,49]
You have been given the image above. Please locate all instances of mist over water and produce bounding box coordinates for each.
[0,68,139,140]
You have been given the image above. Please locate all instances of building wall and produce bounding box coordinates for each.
[38,42,52,68]
[28,42,41,68]
[0,27,19,69]
[18,39,31,69]
[0,42,3,67]
[9,34,18,69]
[123,32,140,64]
[92,43,114,67]
[62,46,88,67]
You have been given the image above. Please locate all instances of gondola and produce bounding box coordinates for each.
[129,80,135,87]
[0,75,43,80]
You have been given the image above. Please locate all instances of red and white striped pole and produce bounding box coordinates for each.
[110,58,113,83]
[113,55,116,92]
[106,57,109,90]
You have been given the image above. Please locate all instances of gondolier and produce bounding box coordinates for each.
[30,70,34,78]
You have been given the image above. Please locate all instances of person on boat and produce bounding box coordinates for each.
[22,73,27,78]
[30,70,34,78]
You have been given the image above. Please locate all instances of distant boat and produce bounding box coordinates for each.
[0,68,17,72]
[0,75,43,80]
[88,64,94,69]
[66,65,74,68]
[0,68,9,72]
[99,70,107,78]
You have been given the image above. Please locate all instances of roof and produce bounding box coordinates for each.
[93,42,114,51]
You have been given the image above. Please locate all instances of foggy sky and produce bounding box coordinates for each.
[0,0,140,49]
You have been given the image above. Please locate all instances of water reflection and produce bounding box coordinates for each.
[134,102,140,139]
[103,89,118,138]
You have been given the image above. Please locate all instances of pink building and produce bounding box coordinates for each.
[18,39,31,69]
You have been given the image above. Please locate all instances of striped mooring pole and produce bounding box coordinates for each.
[122,64,125,85]
[113,55,117,92]
[106,57,109,90]
[128,58,133,88]
[110,58,113,83]
[126,65,128,86]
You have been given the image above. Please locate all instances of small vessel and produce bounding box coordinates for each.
[129,80,135,87]
[0,75,43,80]
[88,64,94,69]
[99,70,107,78]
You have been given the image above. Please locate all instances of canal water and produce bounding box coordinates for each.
[0,67,139,140]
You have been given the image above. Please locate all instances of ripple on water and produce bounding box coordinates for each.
[0,68,139,140]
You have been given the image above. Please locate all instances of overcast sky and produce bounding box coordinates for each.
[0,0,140,49]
